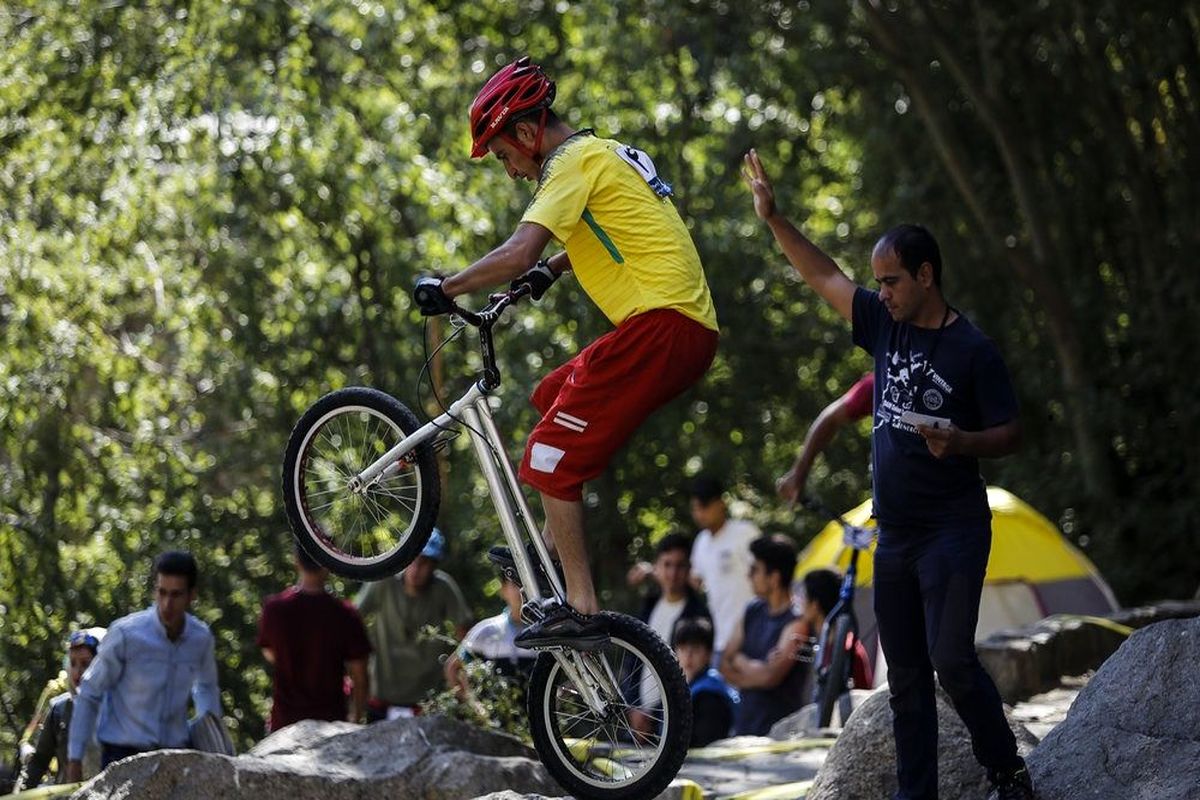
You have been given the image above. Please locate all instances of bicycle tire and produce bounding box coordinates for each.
[527,612,692,800]
[816,614,854,728]
[281,387,440,580]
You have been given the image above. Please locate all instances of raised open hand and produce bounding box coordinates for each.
[741,148,777,220]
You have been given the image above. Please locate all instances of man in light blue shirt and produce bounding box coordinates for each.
[66,551,221,779]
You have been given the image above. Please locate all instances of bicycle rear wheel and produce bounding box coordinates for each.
[816,614,854,728]
[527,613,691,800]
[281,387,440,580]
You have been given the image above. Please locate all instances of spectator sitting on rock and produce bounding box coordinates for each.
[356,529,471,721]
[13,628,105,790]
[720,534,808,736]
[672,617,738,747]
[799,568,874,691]
[66,550,221,781]
[257,544,372,731]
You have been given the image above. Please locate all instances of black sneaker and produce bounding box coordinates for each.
[988,764,1035,800]
[487,544,561,595]
[513,603,610,650]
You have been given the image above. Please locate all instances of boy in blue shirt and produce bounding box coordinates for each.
[672,617,737,747]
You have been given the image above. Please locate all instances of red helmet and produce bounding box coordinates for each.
[469,56,556,159]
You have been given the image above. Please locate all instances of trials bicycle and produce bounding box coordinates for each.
[803,496,875,729]
[281,283,691,800]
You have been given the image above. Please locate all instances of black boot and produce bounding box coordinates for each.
[988,763,1034,800]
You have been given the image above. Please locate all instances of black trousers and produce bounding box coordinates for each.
[100,742,157,768]
[873,522,1022,800]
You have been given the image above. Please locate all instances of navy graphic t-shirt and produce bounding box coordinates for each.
[852,287,1018,528]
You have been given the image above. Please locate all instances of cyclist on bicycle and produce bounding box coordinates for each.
[414,56,719,649]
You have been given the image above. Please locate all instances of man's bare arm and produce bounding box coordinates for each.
[723,619,807,690]
[778,397,859,503]
[442,222,554,297]
[346,658,369,723]
[718,621,746,686]
[742,149,857,322]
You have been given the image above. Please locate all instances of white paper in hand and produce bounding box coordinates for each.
[899,410,952,430]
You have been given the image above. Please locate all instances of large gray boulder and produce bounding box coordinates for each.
[806,687,1036,800]
[977,602,1200,703]
[977,615,1131,703]
[1028,617,1200,799]
[69,716,560,800]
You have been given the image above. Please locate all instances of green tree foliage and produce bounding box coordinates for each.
[1,0,1195,756]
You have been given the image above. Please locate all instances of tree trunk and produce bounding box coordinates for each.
[859,0,1112,498]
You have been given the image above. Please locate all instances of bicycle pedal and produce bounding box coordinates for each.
[487,546,525,587]
[520,600,548,625]
[488,544,561,596]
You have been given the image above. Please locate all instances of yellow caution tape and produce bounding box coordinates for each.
[728,779,815,800]
[687,739,834,760]
[563,738,635,780]
[1045,614,1134,637]
[5,783,83,800]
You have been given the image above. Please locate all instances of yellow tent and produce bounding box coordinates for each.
[794,486,1118,669]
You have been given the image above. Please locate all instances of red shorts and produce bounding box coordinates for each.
[518,309,719,501]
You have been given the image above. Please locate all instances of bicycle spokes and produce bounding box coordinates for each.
[297,406,423,566]
[544,642,668,788]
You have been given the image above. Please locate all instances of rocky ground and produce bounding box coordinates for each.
[1007,674,1090,741]
[56,675,1089,800]
[61,607,1199,800]
[709,679,1089,799]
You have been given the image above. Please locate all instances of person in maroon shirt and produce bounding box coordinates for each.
[257,546,372,731]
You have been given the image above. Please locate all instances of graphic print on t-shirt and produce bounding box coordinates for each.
[874,348,953,433]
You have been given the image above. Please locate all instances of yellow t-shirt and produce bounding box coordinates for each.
[521,133,719,331]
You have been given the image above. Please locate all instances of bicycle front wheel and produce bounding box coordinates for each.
[281,387,440,580]
[528,613,692,800]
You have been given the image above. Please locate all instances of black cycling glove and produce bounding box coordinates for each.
[510,259,559,301]
[412,275,455,316]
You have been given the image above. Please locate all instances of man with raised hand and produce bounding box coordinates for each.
[742,150,1031,800]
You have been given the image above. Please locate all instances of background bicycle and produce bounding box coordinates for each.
[801,497,876,729]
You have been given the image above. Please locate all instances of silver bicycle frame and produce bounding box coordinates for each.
[352,380,563,600]
[350,379,615,712]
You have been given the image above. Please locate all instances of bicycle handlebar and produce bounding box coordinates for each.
[435,283,533,392]
[448,284,532,329]
[803,494,875,551]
